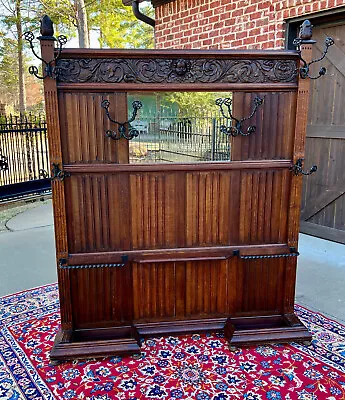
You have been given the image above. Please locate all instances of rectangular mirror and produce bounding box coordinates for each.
[127,92,231,163]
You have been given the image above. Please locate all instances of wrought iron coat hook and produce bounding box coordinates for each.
[215,96,264,137]
[51,163,70,181]
[101,99,143,140]
[293,20,334,80]
[290,158,317,176]
[24,15,67,80]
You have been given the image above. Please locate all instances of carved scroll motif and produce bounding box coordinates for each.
[56,58,298,84]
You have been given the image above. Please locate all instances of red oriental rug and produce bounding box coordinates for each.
[1,284,345,399]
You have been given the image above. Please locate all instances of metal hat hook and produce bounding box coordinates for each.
[293,19,334,80]
[24,15,67,80]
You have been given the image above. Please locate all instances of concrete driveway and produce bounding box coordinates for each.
[0,201,57,297]
[0,201,344,323]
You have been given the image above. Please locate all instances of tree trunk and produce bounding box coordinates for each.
[75,0,90,48]
[16,0,26,114]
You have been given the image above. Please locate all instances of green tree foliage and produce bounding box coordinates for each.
[39,0,154,48]
[0,36,19,105]
[0,0,39,112]
[163,92,230,116]
[37,0,77,37]
[39,0,89,46]
[90,0,154,48]
[0,0,154,112]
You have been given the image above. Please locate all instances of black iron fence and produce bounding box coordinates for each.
[0,114,51,201]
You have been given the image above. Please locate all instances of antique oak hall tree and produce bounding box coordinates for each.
[26,16,332,362]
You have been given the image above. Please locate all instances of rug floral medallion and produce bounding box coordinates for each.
[0,284,345,400]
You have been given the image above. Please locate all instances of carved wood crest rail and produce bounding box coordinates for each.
[56,57,298,84]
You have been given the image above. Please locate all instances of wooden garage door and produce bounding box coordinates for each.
[300,21,345,244]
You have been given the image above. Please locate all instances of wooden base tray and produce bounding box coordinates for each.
[225,314,312,347]
[50,313,312,363]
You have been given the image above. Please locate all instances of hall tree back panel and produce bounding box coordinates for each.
[39,30,315,361]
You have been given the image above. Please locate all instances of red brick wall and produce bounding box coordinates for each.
[155,0,344,49]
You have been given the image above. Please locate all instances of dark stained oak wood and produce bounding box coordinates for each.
[43,41,313,362]
[226,320,312,347]
[58,83,299,92]
[50,329,141,362]
[58,48,300,58]
[64,159,292,172]
[40,38,73,332]
[67,244,292,264]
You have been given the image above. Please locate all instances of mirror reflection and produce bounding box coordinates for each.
[127,92,231,164]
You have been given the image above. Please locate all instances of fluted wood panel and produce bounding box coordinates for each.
[235,258,286,316]
[68,256,288,328]
[132,262,177,320]
[65,174,131,253]
[130,173,186,249]
[59,92,128,164]
[65,168,291,253]
[184,260,230,317]
[70,267,132,328]
[132,260,232,321]
[231,92,297,161]
[238,169,291,244]
[186,172,234,246]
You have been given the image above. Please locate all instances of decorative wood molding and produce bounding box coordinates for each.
[67,244,291,265]
[64,159,292,173]
[56,57,298,84]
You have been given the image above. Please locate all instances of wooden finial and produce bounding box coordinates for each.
[299,20,313,41]
[40,15,54,38]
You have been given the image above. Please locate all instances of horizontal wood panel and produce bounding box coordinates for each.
[300,221,345,244]
[67,244,291,264]
[64,159,292,173]
[59,48,300,58]
[56,49,298,91]
[65,169,291,253]
[57,83,298,92]
[307,125,345,139]
[69,257,288,327]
